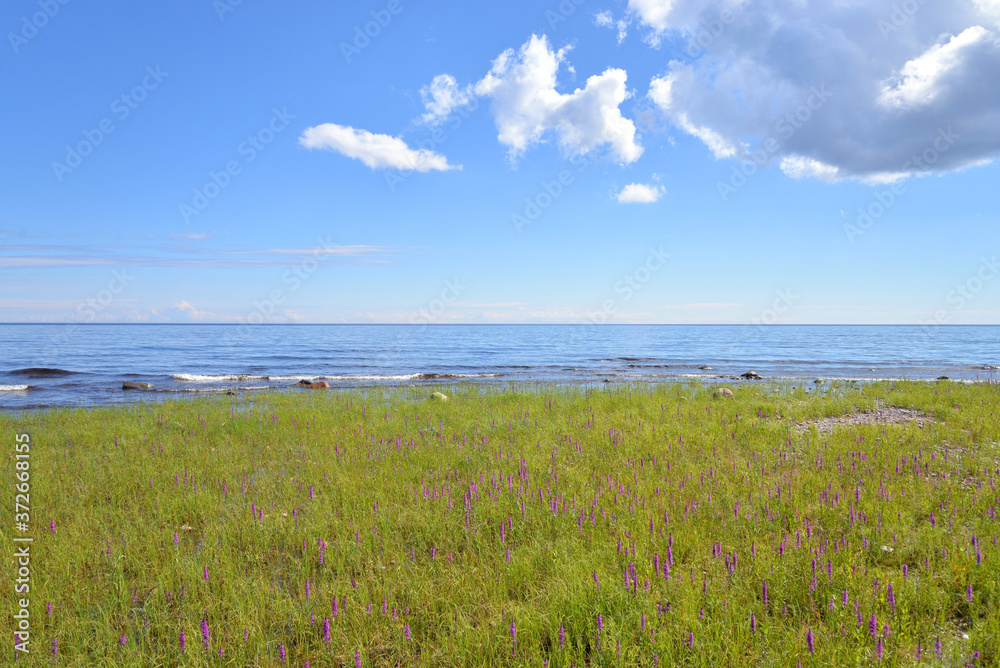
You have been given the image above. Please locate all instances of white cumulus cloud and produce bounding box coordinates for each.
[473,34,643,164]
[643,0,1000,181]
[616,182,664,203]
[419,74,473,125]
[878,26,996,110]
[299,123,459,171]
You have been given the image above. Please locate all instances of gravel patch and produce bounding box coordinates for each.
[796,405,933,433]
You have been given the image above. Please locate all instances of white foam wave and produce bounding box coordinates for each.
[0,384,30,391]
[325,374,424,381]
[171,374,268,382]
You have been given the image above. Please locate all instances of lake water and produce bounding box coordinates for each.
[0,324,996,409]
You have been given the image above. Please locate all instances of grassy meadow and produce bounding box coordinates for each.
[3,380,1000,666]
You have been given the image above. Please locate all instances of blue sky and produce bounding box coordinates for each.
[2,0,999,324]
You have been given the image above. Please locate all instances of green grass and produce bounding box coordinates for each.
[2,380,1000,666]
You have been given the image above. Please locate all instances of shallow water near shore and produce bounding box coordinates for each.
[0,323,996,409]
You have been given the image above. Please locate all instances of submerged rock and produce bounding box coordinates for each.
[122,381,154,390]
[12,368,75,377]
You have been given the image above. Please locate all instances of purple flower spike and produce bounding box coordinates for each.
[179,629,186,650]
[806,628,815,653]
[323,618,331,644]
[869,612,877,638]
[751,613,757,633]
[279,644,286,662]
[355,649,362,667]
[201,618,210,650]
[968,583,974,602]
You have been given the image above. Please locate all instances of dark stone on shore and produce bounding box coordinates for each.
[122,381,154,390]
[12,368,75,377]
[937,376,949,381]
[297,380,330,389]
[814,379,823,384]
[741,371,762,380]
[225,390,237,395]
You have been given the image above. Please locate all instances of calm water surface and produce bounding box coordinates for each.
[0,324,996,408]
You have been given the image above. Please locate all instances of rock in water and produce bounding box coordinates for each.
[714,388,735,398]
[430,391,449,402]
[122,382,154,390]
[296,380,330,390]
[740,371,762,380]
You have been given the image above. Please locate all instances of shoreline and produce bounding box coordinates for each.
[3,374,996,413]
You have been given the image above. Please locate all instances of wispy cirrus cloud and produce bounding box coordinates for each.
[0,242,400,268]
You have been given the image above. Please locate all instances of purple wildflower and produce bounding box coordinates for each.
[323,618,331,644]
[179,629,186,651]
[875,637,883,660]
[120,634,127,646]
[355,649,362,667]
[405,624,411,641]
[751,613,757,634]
[51,638,57,659]
[279,644,286,662]
[806,628,815,653]
[597,613,603,632]
[201,618,210,651]
[968,583,974,603]
[869,612,877,638]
